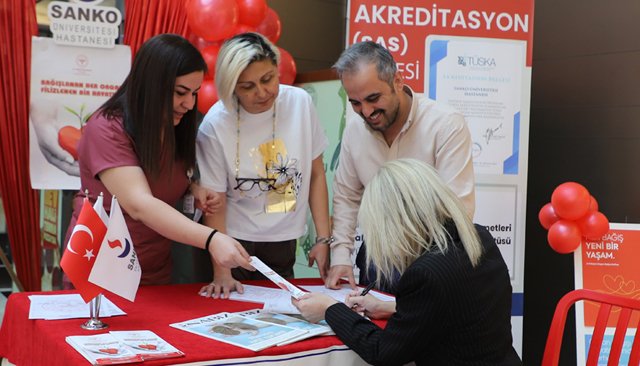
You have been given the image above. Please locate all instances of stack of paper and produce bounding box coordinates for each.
[228,285,299,314]
[228,284,395,315]
[66,330,183,365]
[230,256,395,314]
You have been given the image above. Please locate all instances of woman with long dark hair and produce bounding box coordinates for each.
[65,34,252,285]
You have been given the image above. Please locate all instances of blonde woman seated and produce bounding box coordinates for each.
[293,159,521,366]
[196,33,331,299]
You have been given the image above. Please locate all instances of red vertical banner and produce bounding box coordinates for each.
[346,0,534,92]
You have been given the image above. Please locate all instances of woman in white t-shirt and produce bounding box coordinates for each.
[196,33,331,299]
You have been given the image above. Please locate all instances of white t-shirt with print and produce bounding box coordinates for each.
[197,85,328,241]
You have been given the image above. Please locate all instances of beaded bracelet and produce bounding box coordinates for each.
[204,229,219,252]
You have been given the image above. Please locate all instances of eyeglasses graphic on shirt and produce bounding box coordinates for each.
[233,177,278,192]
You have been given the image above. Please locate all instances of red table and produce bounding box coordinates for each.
[0,279,377,366]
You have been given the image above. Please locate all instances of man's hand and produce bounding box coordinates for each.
[324,264,356,290]
[308,244,330,280]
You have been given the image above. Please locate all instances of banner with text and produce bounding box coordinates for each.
[574,224,640,365]
[347,0,534,355]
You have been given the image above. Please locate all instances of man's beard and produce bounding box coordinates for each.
[362,103,399,132]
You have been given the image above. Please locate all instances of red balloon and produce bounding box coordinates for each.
[186,0,238,42]
[188,34,216,51]
[278,47,297,85]
[237,0,268,27]
[547,220,582,254]
[551,182,591,220]
[197,80,218,114]
[256,7,281,43]
[539,203,560,230]
[201,44,221,80]
[230,24,257,38]
[578,211,610,239]
[588,195,599,212]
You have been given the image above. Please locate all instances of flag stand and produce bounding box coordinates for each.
[81,294,108,330]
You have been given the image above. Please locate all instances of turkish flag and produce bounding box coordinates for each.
[61,199,107,302]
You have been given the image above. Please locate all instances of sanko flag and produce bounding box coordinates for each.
[89,196,141,301]
[60,199,107,303]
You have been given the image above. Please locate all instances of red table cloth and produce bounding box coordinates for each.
[0,279,380,366]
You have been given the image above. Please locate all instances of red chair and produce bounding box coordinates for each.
[542,289,640,366]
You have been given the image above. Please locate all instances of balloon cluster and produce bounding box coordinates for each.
[538,182,610,254]
[185,0,297,114]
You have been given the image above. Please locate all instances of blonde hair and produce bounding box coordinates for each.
[215,32,280,110]
[358,159,483,284]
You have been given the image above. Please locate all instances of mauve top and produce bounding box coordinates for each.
[64,112,189,285]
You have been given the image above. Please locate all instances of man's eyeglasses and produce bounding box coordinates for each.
[234,177,277,192]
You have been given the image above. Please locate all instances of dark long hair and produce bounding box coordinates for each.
[101,34,207,177]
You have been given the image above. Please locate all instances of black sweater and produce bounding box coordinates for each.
[325,224,522,366]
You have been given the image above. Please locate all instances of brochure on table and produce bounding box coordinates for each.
[236,309,332,345]
[66,330,183,365]
[170,312,307,352]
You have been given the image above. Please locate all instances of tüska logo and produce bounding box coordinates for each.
[457,55,497,68]
[48,3,121,25]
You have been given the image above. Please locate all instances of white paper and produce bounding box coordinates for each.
[227,284,300,314]
[300,285,396,303]
[249,256,306,299]
[28,294,126,320]
[227,284,396,316]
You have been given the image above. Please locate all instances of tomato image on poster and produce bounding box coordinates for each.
[29,37,130,189]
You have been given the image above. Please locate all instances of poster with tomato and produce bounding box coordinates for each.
[29,37,130,189]
[574,223,640,365]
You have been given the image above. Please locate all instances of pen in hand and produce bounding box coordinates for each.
[359,282,376,296]
[351,282,376,310]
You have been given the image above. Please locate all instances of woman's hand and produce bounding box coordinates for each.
[199,267,243,299]
[292,293,338,323]
[345,292,396,320]
[191,183,223,215]
[209,233,253,270]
